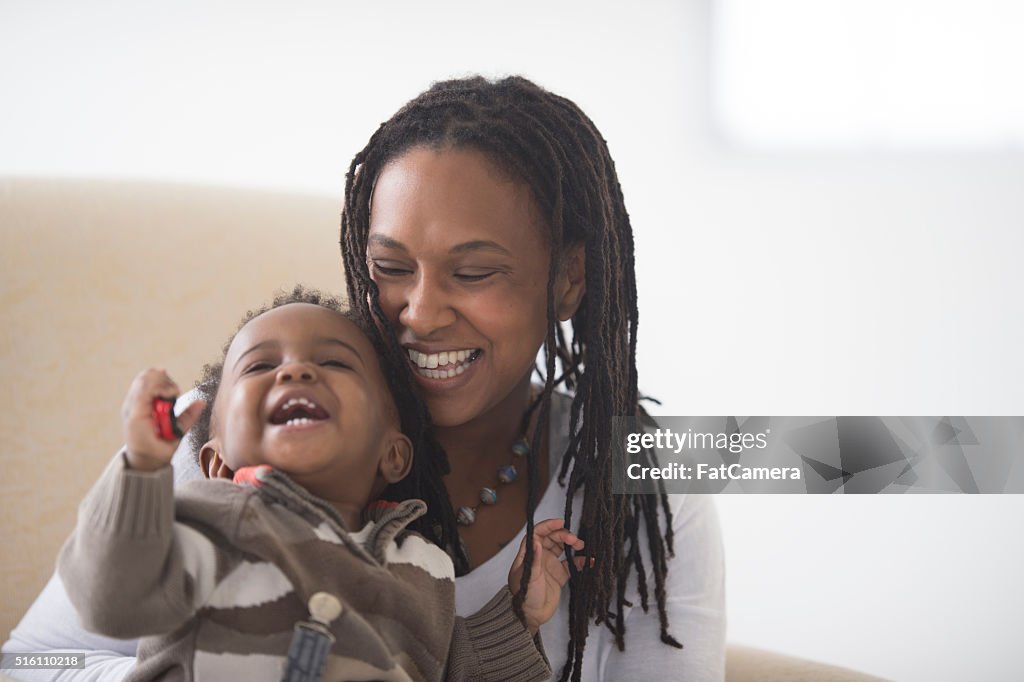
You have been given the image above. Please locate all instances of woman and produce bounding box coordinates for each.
[4,76,725,681]
[347,75,725,680]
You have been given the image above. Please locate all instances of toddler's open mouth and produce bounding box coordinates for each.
[269,396,329,427]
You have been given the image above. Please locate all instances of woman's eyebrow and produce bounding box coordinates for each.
[449,240,512,257]
[368,234,511,257]
[368,234,406,251]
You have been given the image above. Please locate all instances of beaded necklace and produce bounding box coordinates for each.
[454,391,540,527]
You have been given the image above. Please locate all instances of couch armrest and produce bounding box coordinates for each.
[727,645,888,682]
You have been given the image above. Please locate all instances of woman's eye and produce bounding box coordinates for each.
[454,271,497,282]
[369,261,412,277]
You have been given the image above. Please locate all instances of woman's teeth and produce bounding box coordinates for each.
[406,348,480,379]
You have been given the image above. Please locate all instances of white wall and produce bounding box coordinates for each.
[3,1,1023,680]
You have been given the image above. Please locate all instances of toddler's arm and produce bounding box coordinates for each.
[508,518,585,634]
[57,369,211,639]
[445,519,584,681]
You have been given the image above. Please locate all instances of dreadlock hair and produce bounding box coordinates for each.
[340,76,680,680]
[188,285,454,550]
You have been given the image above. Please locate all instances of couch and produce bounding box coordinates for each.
[0,177,887,681]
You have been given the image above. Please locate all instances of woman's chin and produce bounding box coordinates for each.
[420,393,483,430]
[419,377,536,432]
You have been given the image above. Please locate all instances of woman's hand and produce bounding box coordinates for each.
[122,368,205,472]
[508,518,586,634]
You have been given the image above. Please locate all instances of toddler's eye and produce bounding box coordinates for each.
[320,360,351,370]
[243,361,274,374]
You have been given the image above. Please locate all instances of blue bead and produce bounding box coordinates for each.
[497,464,518,484]
[512,438,530,457]
[457,506,476,526]
[480,487,498,505]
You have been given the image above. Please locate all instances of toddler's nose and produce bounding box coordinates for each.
[277,363,317,383]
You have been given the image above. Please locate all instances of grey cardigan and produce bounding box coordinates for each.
[57,455,550,682]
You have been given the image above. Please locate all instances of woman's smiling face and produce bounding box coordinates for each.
[367,146,557,428]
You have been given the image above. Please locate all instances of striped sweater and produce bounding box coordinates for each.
[58,455,551,681]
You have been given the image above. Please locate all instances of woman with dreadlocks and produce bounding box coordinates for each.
[341,76,726,681]
[4,76,724,682]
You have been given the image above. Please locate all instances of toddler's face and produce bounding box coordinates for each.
[205,303,408,509]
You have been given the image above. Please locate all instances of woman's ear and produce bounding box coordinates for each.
[378,432,413,485]
[199,440,234,480]
[555,243,586,321]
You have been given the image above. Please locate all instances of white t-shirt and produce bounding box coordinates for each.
[455,391,726,681]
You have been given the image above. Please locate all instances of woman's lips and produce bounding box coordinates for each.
[405,347,481,380]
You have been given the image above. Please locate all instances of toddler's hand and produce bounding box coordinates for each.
[508,518,586,634]
[122,368,205,472]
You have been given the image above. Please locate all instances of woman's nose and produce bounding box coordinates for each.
[398,276,457,337]
[276,362,317,383]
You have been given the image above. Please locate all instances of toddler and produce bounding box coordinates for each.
[59,288,582,681]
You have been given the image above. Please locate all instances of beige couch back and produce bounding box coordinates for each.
[0,177,345,639]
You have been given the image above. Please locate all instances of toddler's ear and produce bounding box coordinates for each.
[379,432,413,484]
[199,440,234,480]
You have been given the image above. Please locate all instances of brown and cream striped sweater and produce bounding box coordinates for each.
[58,455,551,681]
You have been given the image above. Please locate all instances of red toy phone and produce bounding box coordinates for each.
[152,397,184,441]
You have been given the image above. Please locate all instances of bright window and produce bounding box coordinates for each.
[711,0,1024,149]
